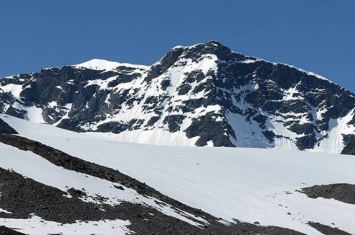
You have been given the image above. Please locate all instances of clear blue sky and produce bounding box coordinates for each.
[1,1,354,92]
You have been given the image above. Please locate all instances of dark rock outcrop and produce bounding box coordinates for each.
[0,226,25,235]
[308,222,351,235]
[0,118,17,134]
[341,141,355,155]
[302,183,355,205]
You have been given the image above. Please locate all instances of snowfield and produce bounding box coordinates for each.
[0,215,132,235]
[1,114,355,234]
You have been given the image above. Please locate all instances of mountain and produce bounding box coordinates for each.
[1,114,355,234]
[1,41,355,153]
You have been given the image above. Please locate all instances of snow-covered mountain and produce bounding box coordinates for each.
[1,41,355,153]
[1,114,355,235]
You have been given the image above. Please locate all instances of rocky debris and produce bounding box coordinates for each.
[301,183,355,205]
[0,167,113,223]
[308,222,351,235]
[0,134,304,234]
[0,168,304,235]
[0,167,207,234]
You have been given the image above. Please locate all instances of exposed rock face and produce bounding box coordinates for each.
[341,141,355,155]
[302,184,355,205]
[1,41,355,152]
[0,118,18,134]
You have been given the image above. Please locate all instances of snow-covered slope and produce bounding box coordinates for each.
[0,141,132,235]
[1,41,355,153]
[1,114,355,235]
[0,115,216,235]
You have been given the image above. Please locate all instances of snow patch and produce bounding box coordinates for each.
[0,216,132,235]
[312,109,355,153]
[0,209,12,214]
[74,59,148,72]
[0,84,23,99]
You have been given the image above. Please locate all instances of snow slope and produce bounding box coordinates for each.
[0,117,209,234]
[2,114,355,234]
[0,142,132,235]
[312,109,355,153]
[0,141,207,234]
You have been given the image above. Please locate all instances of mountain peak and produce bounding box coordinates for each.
[74,59,122,71]
[186,40,227,49]
[1,42,355,153]
[175,40,246,63]
[204,40,226,48]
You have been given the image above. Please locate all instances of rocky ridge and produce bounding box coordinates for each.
[1,41,355,152]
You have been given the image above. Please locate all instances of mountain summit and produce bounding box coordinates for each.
[1,41,355,153]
